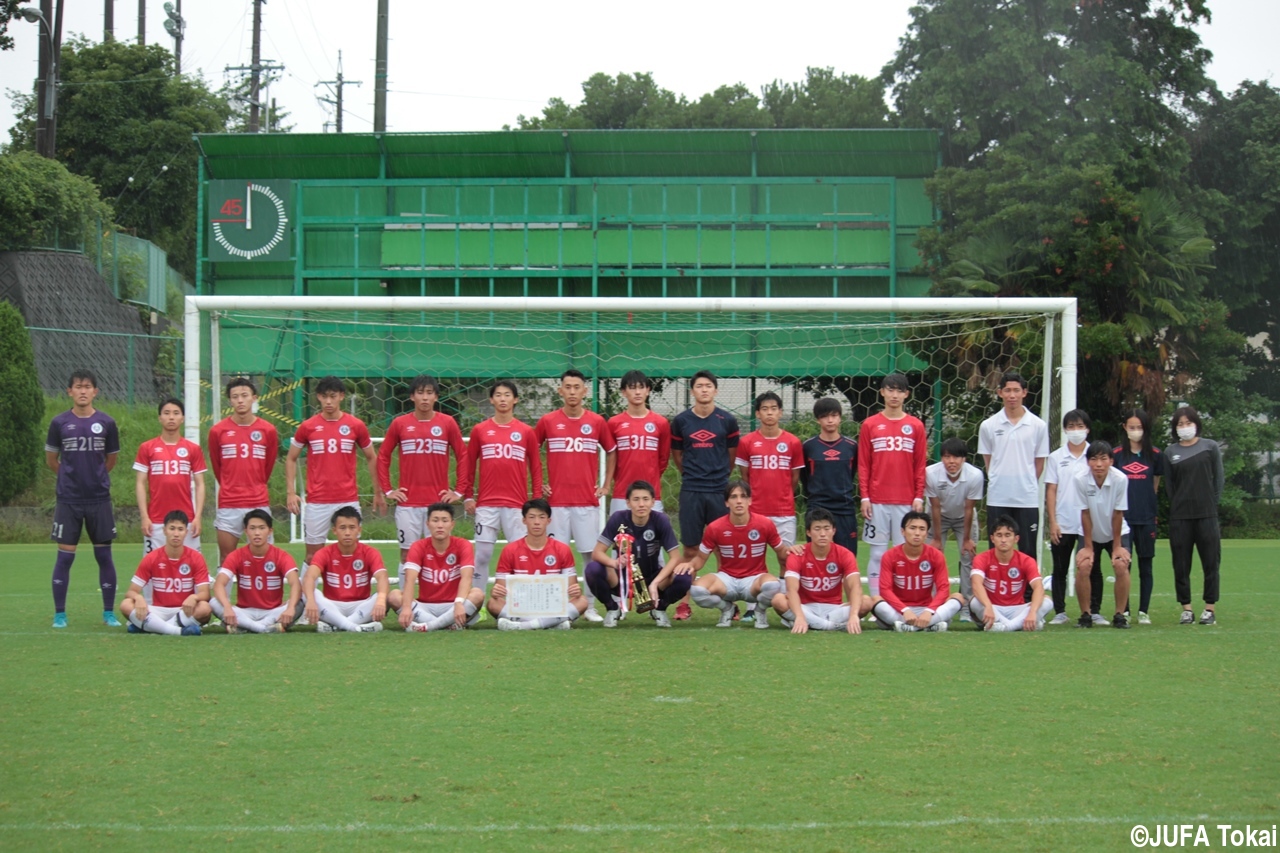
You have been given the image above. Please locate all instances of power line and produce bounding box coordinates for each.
[316,51,361,133]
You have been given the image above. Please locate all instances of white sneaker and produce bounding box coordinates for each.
[926,621,948,633]
[1091,613,1110,626]
[267,622,286,633]
[315,622,334,633]
[1049,612,1071,625]
[582,609,605,623]
[716,606,735,628]
[296,614,310,626]
[651,610,672,628]
[754,609,769,629]
[959,611,972,622]
[603,610,620,628]
[497,617,522,631]
[990,622,1009,632]
[358,622,383,633]
[893,620,916,633]
[1137,611,1151,625]
[554,619,572,630]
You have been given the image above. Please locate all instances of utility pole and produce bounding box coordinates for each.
[137,0,144,44]
[163,1,184,74]
[225,60,283,131]
[317,52,361,133]
[104,0,114,41]
[373,0,388,131]
[248,0,263,132]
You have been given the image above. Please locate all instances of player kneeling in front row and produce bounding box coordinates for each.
[302,506,389,633]
[585,480,690,628]
[211,510,302,633]
[772,508,868,633]
[869,511,964,632]
[120,511,211,635]
[489,499,589,630]
[968,516,1053,631]
[391,502,485,632]
[671,480,791,629]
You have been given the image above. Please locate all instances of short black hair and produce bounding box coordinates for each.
[1086,440,1113,460]
[939,437,969,459]
[991,514,1020,537]
[522,498,552,518]
[724,479,751,501]
[625,480,655,499]
[315,376,346,396]
[560,369,587,383]
[1062,408,1092,431]
[158,397,184,415]
[620,370,652,390]
[426,502,456,520]
[691,369,718,388]
[813,398,843,419]
[1171,405,1202,439]
[805,507,835,530]
[243,509,274,529]
[226,377,257,397]
[881,373,909,392]
[901,510,931,530]
[163,510,190,527]
[68,369,97,388]
[490,379,519,399]
[999,371,1027,391]
[409,374,440,394]
[330,505,362,525]
[754,391,783,411]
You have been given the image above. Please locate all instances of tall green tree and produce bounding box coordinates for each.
[761,67,890,128]
[0,150,113,250]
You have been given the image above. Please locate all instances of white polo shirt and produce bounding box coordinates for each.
[1073,467,1130,544]
[1044,445,1090,534]
[978,408,1050,508]
[924,461,984,521]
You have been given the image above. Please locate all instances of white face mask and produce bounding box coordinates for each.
[1177,426,1197,441]
[1065,429,1088,446]
[1126,429,1144,442]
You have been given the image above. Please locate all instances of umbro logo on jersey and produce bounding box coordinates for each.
[823,449,842,460]
[556,423,567,430]
[1120,461,1148,475]
[689,430,716,442]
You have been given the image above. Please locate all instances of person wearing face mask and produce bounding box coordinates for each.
[1113,409,1164,625]
[1163,406,1223,626]
[1043,410,1104,624]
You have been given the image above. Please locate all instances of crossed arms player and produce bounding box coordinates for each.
[770,508,867,634]
[968,516,1053,631]
[120,511,211,636]
[302,506,389,633]
[390,502,485,632]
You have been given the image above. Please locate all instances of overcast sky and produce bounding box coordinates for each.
[1,0,1276,137]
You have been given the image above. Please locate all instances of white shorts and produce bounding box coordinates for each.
[609,498,665,514]
[715,572,771,603]
[474,505,526,544]
[395,505,430,548]
[548,505,600,554]
[144,523,201,555]
[304,501,360,545]
[317,591,377,618]
[214,506,274,538]
[410,600,480,626]
[143,604,184,625]
[768,515,797,547]
[801,602,853,628]
[862,504,912,547]
[210,601,287,625]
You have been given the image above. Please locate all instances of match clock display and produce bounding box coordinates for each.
[208,180,293,262]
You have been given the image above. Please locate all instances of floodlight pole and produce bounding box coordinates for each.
[21,4,58,158]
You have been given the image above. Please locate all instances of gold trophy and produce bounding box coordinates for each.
[616,525,655,614]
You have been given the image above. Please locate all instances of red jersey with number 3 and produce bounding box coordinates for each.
[207,417,277,508]
[607,411,671,500]
[735,430,804,516]
[310,542,385,602]
[406,536,475,603]
[879,544,949,611]
[972,549,1040,607]
[536,410,615,507]
[457,418,542,508]
[496,536,577,576]
[291,414,372,503]
[785,542,858,605]
[132,437,208,521]
[858,412,927,505]
[700,513,781,579]
[376,412,465,506]
[221,545,297,610]
[133,546,210,607]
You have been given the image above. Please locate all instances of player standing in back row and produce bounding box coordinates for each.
[207,378,278,562]
[800,398,859,561]
[735,391,804,546]
[134,397,206,555]
[607,370,671,514]
[858,374,927,598]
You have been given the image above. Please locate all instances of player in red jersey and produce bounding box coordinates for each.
[769,508,868,634]
[969,515,1052,631]
[858,374,927,597]
[869,511,963,632]
[301,506,389,633]
[378,374,467,581]
[607,370,671,514]
[207,377,278,562]
[391,503,485,632]
[735,391,804,546]
[134,398,207,555]
[488,499,588,630]
[457,380,544,593]
[119,511,210,635]
[665,481,792,628]
[211,510,302,633]
[536,369,616,621]
[285,376,385,563]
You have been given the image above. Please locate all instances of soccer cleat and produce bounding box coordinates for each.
[1199,610,1216,626]
[554,619,572,630]
[990,622,1009,632]
[1179,609,1195,625]
[498,617,521,631]
[52,613,68,629]
[1137,611,1151,625]
[581,608,605,623]
[1112,612,1130,629]
[602,610,619,628]
[315,622,335,633]
[127,622,143,633]
[1091,613,1110,627]
[103,611,122,628]
[926,621,948,633]
[224,623,241,634]
[674,602,692,620]
[754,610,769,630]
[1049,612,1071,625]
[207,615,222,627]
[181,622,202,636]
[959,610,972,623]
[266,622,286,633]
[474,608,487,624]
[1077,612,1093,629]
[407,622,430,632]
[715,606,735,628]
[893,621,916,633]
[651,610,672,628]
[295,614,310,626]
[358,622,384,633]
[781,612,795,629]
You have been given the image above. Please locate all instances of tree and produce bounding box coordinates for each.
[517,72,690,130]
[0,0,31,52]
[7,36,230,279]
[0,300,44,503]
[223,74,295,134]
[761,67,890,128]
[0,149,113,250]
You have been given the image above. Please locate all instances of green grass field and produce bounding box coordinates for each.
[1,540,1276,852]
